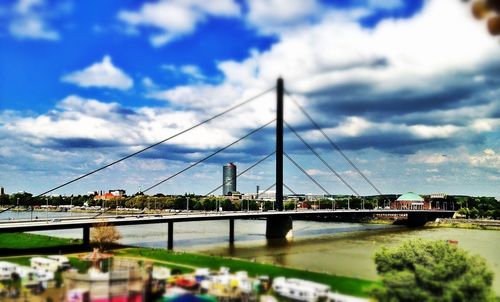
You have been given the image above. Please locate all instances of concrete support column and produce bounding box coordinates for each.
[407,212,428,226]
[229,219,235,244]
[168,221,174,250]
[83,226,90,247]
[266,215,293,239]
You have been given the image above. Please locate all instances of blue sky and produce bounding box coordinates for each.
[1,0,499,197]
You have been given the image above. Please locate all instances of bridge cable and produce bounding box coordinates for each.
[285,121,361,197]
[283,183,297,195]
[0,87,274,215]
[283,152,331,196]
[258,183,276,197]
[204,151,276,196]
[285,90,387,202]
[93,119,276,218]
[39,87,275,197]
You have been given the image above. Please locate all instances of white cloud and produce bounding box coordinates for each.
[3,95,271,152]
[147,0,499,152]
[142,77,156,89]
[179,65,205,80]
[61,55,134,90]
[468,149,500,169]
[246,0,321,33]
[306,168,328,176]
[408,153,451,165]
[118,0,241,47]
[161,64,206,80]
[408,125,461,139]
[470,118,500,133]
[8,0,60,40]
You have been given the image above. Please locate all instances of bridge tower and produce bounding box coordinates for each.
[266,78,293,238]
[276,77,284,211]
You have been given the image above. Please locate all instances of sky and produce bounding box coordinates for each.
[0,0,499,197]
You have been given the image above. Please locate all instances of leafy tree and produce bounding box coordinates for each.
[457,207,470,218]
[373,239,494,302]
[284,201,296,210]
[470,207,480,219]
[0,194,9,206]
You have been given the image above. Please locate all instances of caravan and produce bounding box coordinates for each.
[272,277,330,302]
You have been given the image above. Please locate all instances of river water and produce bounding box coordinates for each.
[2,211,499,293]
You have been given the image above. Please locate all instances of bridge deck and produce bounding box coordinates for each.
[0,210,455,233]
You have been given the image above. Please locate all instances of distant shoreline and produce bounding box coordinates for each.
[367,217,500,230]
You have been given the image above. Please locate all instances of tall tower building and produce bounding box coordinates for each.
[223,163,237,195]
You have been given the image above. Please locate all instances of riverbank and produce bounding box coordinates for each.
[426,218,500,230]
[364,217,500,230]
[0,233,378,298]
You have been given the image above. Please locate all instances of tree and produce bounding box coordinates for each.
[373,239,494,302]
[457,207,470,218]
[470,207,480,219]
[90,220,122,251]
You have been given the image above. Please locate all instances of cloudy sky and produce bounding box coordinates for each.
[1,0,499,197]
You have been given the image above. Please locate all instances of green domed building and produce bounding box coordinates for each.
[392,192,428,210]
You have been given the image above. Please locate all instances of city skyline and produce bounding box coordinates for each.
[1,0,499,197]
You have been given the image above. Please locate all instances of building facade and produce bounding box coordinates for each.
[223,163,237,196]
[391,192,430,210]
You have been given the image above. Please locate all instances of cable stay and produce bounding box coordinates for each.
[283,152,331,196]
[258,183,276,197]
[94,119,276,218]
[285,90,386,202]
[40,87,274,199]
[285,121,361,197]
[0,87,274,215]
[283,183,297,195]
[205,151,276,196]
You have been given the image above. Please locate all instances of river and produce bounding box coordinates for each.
[1,211,499,293]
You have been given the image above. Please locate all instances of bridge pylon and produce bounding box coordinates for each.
[276,77,284,211]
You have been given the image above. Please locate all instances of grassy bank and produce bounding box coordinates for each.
[426,221,500,230]
[117,248,378,297]
[0,232,82,249]
[0,233,378,297]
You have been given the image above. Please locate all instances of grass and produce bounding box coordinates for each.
[426,222,500,230]
[0,233,81,249]
[117,247,379,298]
[0,256,32,266]
[0,234,378,297]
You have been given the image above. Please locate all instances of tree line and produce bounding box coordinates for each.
[1,192,498,218]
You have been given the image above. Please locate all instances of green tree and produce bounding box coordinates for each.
[457,207,470,218]
[470,207,480,219]
[373,239,494,302]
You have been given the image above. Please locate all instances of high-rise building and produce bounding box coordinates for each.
[223,163,237,195]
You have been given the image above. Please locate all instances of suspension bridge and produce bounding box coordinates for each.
[0,78,455,249]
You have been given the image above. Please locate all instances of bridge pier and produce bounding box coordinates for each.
[229,219,235,243]
[406,212,428,226]
[168,221,174,250]
[266,215,293,239]
[83,226,90,247]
